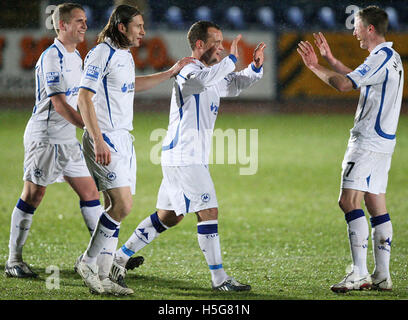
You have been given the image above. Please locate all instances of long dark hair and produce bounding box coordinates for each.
[97,5,141,48]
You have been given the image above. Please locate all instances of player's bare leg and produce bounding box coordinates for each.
[5,181,46,278]
[331,188,371,293]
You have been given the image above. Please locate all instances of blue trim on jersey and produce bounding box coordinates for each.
[366,175,371,187]
[228,54,237,64]
[251,63,262,73]
[177,73,186,80]
[102,76,114,128]
[54,145,58,161]
[47,92,65,98]
[184,194,191,213]
[194,94,200,131]
[209,264,223,270]
[79,86,96,94]
[162,83,184,151]
[16,198,36,214]
[371,47,393,77]
[346,75,358,89]
[102,133,118,152]
[375,69,395,140]
[358,85,371,121]
[101,42,116,73]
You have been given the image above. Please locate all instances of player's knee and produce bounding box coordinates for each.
[196,207,218,222]
[157,210,182,227]
[22,187,46,208]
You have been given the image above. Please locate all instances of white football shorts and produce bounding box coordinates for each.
[82,130,136,194]
[23,140,90,186]
[340,147,392,194]
[156,164,218,216]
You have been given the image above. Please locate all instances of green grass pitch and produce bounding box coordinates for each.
[0,108,407,300]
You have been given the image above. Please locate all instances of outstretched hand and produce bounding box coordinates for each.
[253,42,266,68]
[230,34,242,58]
[313,32,333,61]
[168,56,195,78]
[297,41,319,69]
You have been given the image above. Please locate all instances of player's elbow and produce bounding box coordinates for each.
[329,76,352,92]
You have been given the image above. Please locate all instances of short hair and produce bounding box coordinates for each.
[97,4,141,48]
[187,21,221,50]
[356,6,388,36]
[52,3,84,35]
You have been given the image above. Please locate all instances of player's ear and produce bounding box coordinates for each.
[118,22,127,35]
[195,39,205,49]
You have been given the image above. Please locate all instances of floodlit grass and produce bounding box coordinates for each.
[0,109,407,301]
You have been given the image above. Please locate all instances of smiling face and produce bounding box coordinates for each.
[353,16,371,50]
[200,27,224,65]
[61,8,87,44]
[121,14,145,48]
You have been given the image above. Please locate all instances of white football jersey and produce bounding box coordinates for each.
[25,38,83,144]
[346,42,404,154]
[161,55,263,166]
[79,37,136,133]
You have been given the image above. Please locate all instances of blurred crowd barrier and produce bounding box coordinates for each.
[0,29,406,100]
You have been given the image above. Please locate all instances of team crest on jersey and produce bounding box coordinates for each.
[210,103,219,115]
[356,64,371,76]
[201,193,210,202]
[34,168,43,178]
[107,172,116,181]
[46,72,60,85]
[85,65,100,81]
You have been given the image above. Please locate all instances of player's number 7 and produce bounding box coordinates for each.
[345,161,355,177]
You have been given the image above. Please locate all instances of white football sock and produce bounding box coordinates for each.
[80,200,103,234]
[97,227,119,280]
[371,214,392,280]
[82,212,120,265]
[115,212,167,267]
[8,199,36,263]
[345,209,369,276]
[197,220,228,287]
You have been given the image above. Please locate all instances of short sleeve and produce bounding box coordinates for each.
[42,48,66,97]
[79,45,109,94]
[346,49,392,89]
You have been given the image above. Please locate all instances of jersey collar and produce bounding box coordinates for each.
[370,41,393,55]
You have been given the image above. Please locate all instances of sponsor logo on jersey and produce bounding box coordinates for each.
[85,65,100,81]
[46,72,60,85]
[65,87,79,96]
[201,193,210,202]
[356,63,371,76]
[121,82,135,93]
[210,103,219,115]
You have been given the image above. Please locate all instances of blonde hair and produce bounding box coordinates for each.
[52,3,84,35]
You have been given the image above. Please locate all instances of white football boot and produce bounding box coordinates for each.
[101,278,134,296]
[76,261,104,294]
[330,271,372,293]
[370,274,392,291]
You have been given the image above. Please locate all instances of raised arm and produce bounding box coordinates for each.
[134,56,195,92]
[313,32,353,75]
[297,40,353,92]
[77,88,111,166]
